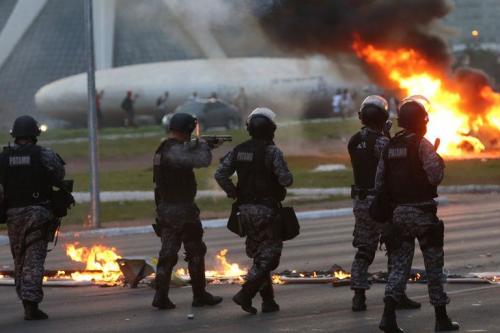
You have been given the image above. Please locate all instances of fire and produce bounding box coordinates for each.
[176,249,247,281]
[353,39,500,156]
[334,270,351,280]
[272,274,285,285]
[65,243,123,285]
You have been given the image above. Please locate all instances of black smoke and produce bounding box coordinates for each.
[252,0,453,68]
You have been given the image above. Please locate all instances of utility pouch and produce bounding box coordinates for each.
[420,220,444,250]
[0,202,6,224]
[380,223,402,254]
[51,180,75,218]
[46,219,61,244]
[152,221,162,237]
[274,206,300,241]
[227,202,245,237]
[369,189,394,223]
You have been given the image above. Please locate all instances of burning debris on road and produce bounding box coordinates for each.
[1,243,497,288]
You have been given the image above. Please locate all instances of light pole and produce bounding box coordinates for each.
[84,0,101,228]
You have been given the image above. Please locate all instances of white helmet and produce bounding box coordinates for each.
[247,107,276,125]
[360,95,389,113]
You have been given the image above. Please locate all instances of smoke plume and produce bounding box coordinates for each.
[252,0,453,68]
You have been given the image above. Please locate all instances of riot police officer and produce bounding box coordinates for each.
[152,112,222,310]
[215,108,293,314]
[0,116,65,320]
[348,96,420,312]
[375,96,459,332]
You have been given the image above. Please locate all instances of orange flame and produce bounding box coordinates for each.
[353,39,500,156]
[334,270,351,280]
[65,243,123,285]
[176,249,247,281]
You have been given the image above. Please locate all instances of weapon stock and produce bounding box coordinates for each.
[200,135,232,142]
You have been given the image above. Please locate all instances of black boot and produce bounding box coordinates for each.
[192,292,223,307]
[352,289,367,312]
[260,275,280,313]
[396,293,421,310]
[379,297,404,333]
[233,289,258,315]
[152,290,176,310]
[23,301,48,320]
[233,277,265,315]
[434,306,460,331]
[189,255,223,307]
[152,261,176,310]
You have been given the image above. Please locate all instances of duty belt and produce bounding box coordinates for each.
[350,186,376,200]
[238,197,279,209]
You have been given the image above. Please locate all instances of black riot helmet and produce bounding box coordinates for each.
[246,107,277,140]
[10,115,41,139]
[168,112,197,135]
[358,95,389,128]
[398,95,430,135]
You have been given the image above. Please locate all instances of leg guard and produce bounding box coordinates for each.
[184,241,207,297]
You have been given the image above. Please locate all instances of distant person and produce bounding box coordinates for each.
[341,89,354,117]
[0,116,66,320]
[96,90,104,129]
[121,91,138,128]
[332,89,343,117]
[156,91,169,122]
[210,92,218,102]
[233,87,249,115]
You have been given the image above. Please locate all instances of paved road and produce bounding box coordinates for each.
[0,193,499,332]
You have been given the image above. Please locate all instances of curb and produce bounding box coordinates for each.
[71,185,499,204]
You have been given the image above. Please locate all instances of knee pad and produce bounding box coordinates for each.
[355,248,375,265]
[420,221,444,250]
[182,222,204,243]
[184,241,207,258]
[158,253,178,268]
[255,253,281,273]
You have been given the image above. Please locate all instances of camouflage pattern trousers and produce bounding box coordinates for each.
[385,205,450,306]
[155,203,207,295]
[7,205,52,303]
[239,204,283,299]
[350,198,386,290]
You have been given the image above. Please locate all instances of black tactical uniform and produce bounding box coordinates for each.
[215,108,293,314]
[0,116,65,321]
[376,97,459,333]
[152,113,222,310]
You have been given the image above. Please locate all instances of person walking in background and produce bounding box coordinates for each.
[156,91,169,123]
[234,87,249,116]
[121,90,138,128]
[332,89,343,117]
[96,90,104,129]
[341,89,354,118]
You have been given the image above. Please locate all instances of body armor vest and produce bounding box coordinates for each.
[348,128,381,190]
[153,139,196,205]
[383,131,437,204]
[233,139,286,205]
[0,144,51,208]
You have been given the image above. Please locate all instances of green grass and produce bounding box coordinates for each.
[60,195,349,227]
[2,119,499,228]
[444,159,500,185]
